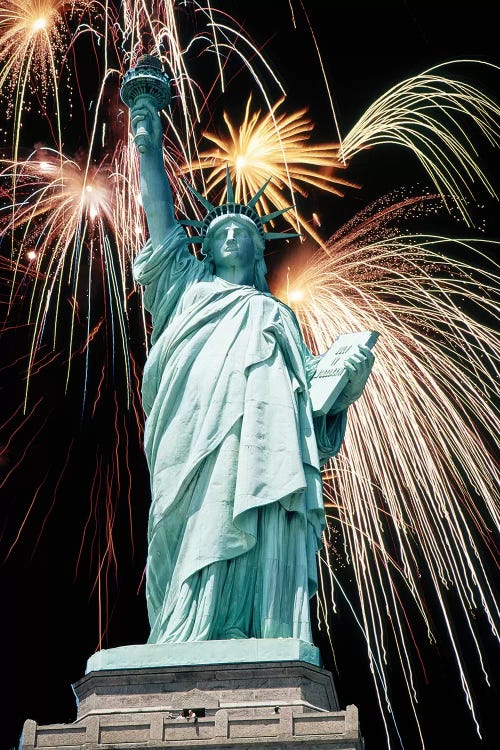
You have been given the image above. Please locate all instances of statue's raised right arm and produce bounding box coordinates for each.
[131,96,175,250]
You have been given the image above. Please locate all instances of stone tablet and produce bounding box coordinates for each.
[310,330,379,416]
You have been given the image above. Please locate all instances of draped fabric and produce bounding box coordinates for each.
[133,224,347,643]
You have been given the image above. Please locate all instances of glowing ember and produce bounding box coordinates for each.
[32,16,46,32]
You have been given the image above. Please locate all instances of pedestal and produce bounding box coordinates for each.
[20,640,364,749]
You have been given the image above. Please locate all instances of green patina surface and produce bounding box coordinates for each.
[133,224,347,644]
[126,90,373,648]
[86,638,321,673]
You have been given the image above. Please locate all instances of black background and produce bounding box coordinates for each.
[1,2,499,748]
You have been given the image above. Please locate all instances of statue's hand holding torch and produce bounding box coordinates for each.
[131,97,163,154]
[120,55,171,155]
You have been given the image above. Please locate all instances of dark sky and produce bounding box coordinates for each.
[1,2,499,749]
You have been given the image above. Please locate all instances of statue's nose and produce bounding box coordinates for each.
[226,227,235,241]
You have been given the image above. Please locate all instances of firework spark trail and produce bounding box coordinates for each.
[280,195,499,741]
[1,0,295,658]
[184,94,356,245]
[0,1,499,746]
[183,62,500,252]
[0,0,74,138]
[340,61,500,226]
[0,1,96,268]
[0,149,125,406]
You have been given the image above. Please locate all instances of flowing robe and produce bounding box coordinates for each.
[133,223,347,643]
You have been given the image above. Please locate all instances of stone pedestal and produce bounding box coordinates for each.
[20,640,364,749]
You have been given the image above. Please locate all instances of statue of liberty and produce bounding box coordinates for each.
[127,60,374,646]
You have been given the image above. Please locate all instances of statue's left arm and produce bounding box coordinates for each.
[328,344,375,413]
[303,343,375,465]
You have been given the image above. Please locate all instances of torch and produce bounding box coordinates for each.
[120,54,171,153]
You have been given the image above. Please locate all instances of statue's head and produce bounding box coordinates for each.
[202,213,268,290]
[182,168,299,293]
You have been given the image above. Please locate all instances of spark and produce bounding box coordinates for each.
[278,193,499,742]
[0,2,498,748]
[184,94,356,245]
[340,61,500,226]
[0,147,132,408]
[0,1,90,150]
[288,287,304,303]
[32,16,47,32]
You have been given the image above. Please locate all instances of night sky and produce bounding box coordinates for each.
[1,2,499,749]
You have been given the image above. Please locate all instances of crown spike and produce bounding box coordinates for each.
[260,206,293,223]
[182,178,215,211]
[247,177,272,209]
[225,166,235,202]
[264,231,301,240]
[182,175,293,246]
[184,235,205,244]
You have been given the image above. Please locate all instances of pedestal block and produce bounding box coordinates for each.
[20,640,364,749]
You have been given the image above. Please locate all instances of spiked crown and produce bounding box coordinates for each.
[181,167,300,246]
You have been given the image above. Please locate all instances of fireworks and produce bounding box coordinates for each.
[0,0,92,161]
[184,94,356,244]
[278,193,499,741]
[0,147,135,409]
[0,2,499,748]
[0,0,70,106]
[184,63,500,246]
[340,61,500,226]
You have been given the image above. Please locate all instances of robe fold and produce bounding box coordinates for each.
[133,223,347,643]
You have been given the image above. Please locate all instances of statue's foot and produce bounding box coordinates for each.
[220,628,248,639]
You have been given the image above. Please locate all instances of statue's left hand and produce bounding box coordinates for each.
[331,345,375,412]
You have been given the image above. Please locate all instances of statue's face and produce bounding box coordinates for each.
[208,219,257,274]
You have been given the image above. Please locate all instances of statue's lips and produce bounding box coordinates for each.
[222,245,242,253]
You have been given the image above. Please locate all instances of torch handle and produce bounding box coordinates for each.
[131,94,160,154]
